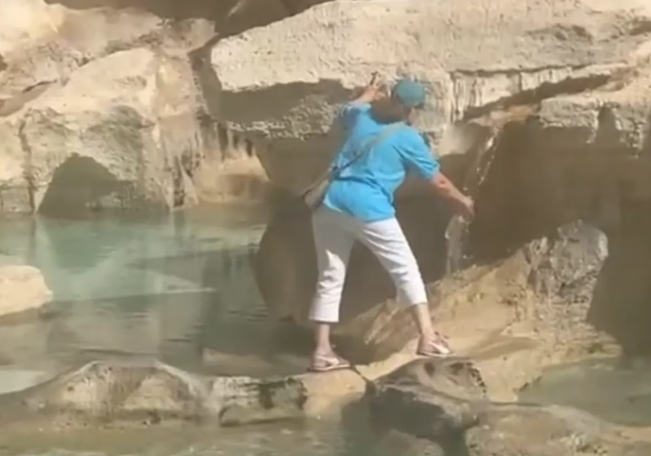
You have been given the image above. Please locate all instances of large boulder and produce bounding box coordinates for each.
[0,48,202,214]
[366,358,651,456]
[210,0,651,192]
[0,265,52,318]
[1,0,314,214]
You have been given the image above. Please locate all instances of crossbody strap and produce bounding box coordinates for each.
[332,122,405,178]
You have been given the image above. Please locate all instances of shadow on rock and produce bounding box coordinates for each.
[587,200,651,358]
[364,358,651,456]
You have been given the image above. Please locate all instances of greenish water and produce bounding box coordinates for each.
[519,357,651,428]
[0,206,310,382]
[0,414,396,456]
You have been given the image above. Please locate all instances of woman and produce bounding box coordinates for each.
[308,75,475,372]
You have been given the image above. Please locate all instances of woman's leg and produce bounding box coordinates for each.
[357,217,451,356]
[309,208,355,370]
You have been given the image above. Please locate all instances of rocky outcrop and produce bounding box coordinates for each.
[0,265,52,318]
[4,0,651,213]
[0,358,394,430]
[209,0,651,193]
[0,0,328,215]
[367,358,651,456]
[2,48,202,214]
[0,360,307,429]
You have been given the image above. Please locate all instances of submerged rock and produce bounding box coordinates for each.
[0,360,307,429]
[0,265,52,318]
[368,358,651,456]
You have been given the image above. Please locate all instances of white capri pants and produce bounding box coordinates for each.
[309,206,429,323]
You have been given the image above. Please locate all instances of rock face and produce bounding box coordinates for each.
[6,48,202,214]
[0,265,52,318]
[0,0,328,215]
[210,0,651,193]
[367,358,651,456]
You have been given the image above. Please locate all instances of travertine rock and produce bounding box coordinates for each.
[368,357,651,456]
[0,265,52,318]
[1,48,201,213]
[210,0,651,141]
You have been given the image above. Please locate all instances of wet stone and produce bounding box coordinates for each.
[367,358,651,456]
[0,360,307,430]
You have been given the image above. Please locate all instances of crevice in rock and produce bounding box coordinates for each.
[17,119,36,214]
[0,54,6,72]
[460,72,612,121]
[45,0,331,27]
[629,19,651,37]
[0,81,55,118]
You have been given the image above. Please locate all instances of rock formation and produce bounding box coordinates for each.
[367,357,651,456]
[210,0,651,193]
[0,0,326,214]
[2,0,651,214]
[0,264,52,318]
[0,359,307,429]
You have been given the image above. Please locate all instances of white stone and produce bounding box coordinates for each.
[0,265,52,317]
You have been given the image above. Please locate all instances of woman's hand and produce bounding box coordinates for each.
[429,173,475,219]
[355,72,386,103]
[454,195,475,219]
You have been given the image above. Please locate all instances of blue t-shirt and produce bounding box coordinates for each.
[323,102,440,222]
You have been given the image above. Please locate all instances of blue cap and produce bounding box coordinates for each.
[392,78,426,108]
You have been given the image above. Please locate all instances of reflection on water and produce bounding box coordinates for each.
[0,205,310,380]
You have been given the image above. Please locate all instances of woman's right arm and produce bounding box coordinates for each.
[429,173,474,218]
[401,132,474,218]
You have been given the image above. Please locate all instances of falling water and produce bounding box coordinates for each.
[441,124,500,274]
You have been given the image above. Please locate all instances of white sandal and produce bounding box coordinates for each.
[307,354,351,373]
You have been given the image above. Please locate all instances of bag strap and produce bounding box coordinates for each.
[332,122,405,178]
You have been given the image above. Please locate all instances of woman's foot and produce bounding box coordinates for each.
[307,352,351,373]
[416,333,453,358]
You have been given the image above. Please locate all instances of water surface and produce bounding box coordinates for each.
[0,205,310,382]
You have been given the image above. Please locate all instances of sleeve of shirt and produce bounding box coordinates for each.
[400,130,440,180]
[339,102,371,130]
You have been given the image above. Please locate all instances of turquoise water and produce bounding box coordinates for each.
[0,206,309,380]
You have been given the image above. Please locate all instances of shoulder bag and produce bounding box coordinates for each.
[301,123,404,210]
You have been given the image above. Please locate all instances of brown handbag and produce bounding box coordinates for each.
[300,123,404,210]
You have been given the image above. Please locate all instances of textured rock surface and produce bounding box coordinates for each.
[209,0,651,192]
[2,48,202,213]
[0,265,52,318]
[368,358,651,456]
[0,0,316,214]
[0,360,307,429]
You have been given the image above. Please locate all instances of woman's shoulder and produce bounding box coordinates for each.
[393,125,428,143]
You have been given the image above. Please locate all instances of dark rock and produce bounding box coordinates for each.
[367,358,651,456]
